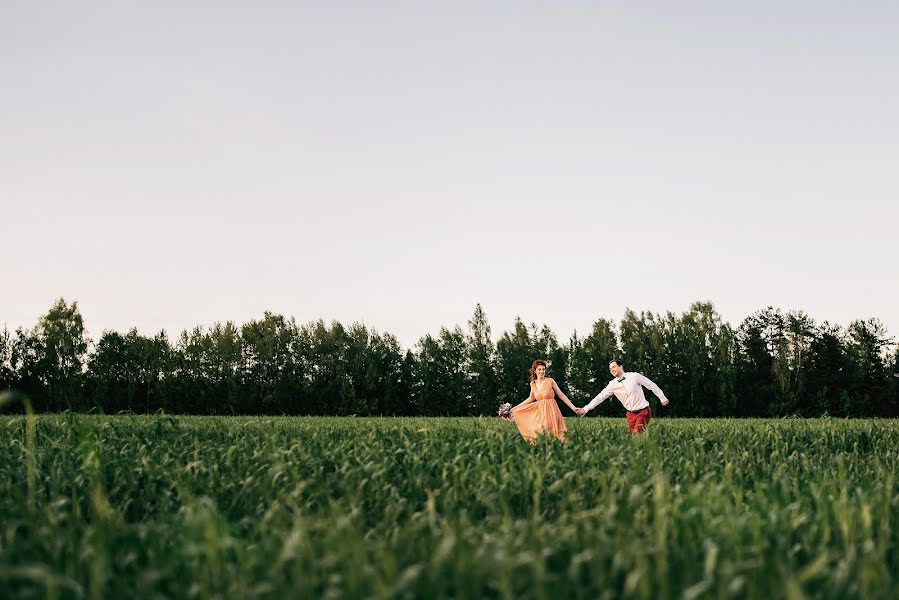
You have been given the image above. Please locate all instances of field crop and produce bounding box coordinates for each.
[1,415,897,599]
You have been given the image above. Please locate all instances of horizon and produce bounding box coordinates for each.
[3,297,896,353]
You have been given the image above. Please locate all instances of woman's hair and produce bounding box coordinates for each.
[529,359,548,382]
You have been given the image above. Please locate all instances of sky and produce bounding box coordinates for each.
[2,1,898,349]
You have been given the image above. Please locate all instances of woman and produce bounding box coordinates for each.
[511,359,582,442]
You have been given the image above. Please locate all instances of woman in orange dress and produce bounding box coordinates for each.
[511,359,583,442]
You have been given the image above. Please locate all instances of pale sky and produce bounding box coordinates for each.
[2,1,898,349]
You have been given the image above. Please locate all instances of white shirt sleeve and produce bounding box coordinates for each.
[636,373,668,404]
[583,382,614,413]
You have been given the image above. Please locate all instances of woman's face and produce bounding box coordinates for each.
[535,364,546,378]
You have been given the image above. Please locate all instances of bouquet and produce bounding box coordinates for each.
[497,402,513,421]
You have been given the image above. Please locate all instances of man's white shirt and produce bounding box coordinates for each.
[582,371,669,413]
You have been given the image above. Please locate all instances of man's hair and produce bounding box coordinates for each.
[609,359,624,368]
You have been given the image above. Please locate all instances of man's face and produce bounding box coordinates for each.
[609,362,623,378]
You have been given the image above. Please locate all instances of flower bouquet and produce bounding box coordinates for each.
[497,402,514,421]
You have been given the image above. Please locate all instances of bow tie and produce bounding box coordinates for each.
[617,377,626,382]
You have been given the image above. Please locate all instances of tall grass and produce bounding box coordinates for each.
[1,415,896,599]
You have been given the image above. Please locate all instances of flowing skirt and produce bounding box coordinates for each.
[512,399,567,442]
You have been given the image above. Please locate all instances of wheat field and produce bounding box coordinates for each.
[1,415,897,599]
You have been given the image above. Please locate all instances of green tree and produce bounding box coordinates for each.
[660,302,735,417]
[366,330,407,416]
[299,320,353,416]
[496,318,534,405]
[7,327,44,408]
[240,314,301,414]
[465,304,497,415]
[412,327,468,416]
[87,329,173,413]
[846,318,893,416]
[338,323,406,416]
[620,309,665,378]
[735,308,783,416]
[205,322,243,414]
[395,350,418,416]
[0,327,13,391]
[170,327,213,414]
[532,323,568,394]
[567,318,620,414]
[32,299,88,411]
[805,322,848,416]
[890,346,899,417]
[766,311,816,415]
[714,321,738,416]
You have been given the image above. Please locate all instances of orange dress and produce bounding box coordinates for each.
[512,377,567,442]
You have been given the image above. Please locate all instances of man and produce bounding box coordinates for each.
[576,359,670,435]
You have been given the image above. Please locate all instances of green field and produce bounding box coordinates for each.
[1,415,897,599]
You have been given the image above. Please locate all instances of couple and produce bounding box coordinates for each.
[509,358,670,441]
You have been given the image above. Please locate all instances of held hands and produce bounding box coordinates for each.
[660,399,669,406]
[574,407,586,417]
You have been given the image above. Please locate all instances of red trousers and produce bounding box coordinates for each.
[626,407,651,435]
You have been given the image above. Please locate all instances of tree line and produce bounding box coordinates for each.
[2,299,897,417]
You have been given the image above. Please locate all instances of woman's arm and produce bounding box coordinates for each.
[552,379,582,414]
[511,385,535,412]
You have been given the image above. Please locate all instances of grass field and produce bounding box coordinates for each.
[1,415,897,599]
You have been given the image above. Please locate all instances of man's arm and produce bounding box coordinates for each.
[636,373,669,406]
[582,382,614,413]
